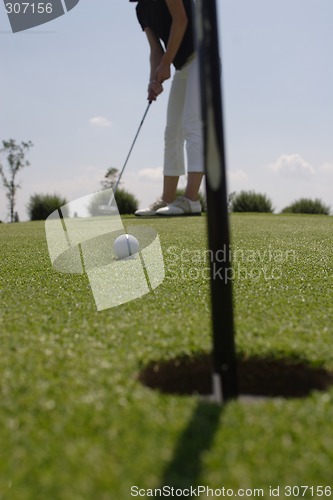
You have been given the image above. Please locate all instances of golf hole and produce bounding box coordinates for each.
[138,353,333,400]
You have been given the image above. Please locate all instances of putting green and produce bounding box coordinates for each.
[0,214,333,498]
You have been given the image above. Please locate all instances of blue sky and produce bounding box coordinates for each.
[1,0,333,220]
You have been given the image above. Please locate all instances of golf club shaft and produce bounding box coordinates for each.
[107,101,152,207]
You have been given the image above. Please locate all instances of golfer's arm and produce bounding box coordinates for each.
[162,0,188,66]
[144,28,164,81]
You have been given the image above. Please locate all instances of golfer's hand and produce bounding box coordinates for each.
[147,81,163,101]
[156,61,171,84]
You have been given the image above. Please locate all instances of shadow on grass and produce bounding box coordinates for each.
[139,352,333,399]
[140,353,333,492]
[159,401,222,493]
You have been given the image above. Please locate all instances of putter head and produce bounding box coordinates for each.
[98,204,118,215]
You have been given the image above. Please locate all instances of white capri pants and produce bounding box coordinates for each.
[164,55,204,176]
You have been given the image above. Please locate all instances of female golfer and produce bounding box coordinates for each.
[131,0,204,216]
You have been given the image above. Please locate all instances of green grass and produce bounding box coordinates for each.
[1,214,333,499]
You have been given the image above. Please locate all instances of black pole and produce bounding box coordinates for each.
[195,0,238,402]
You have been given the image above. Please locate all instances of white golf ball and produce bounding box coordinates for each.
[113,234,140,260]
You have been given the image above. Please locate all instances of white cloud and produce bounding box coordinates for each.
[89,116,111,127]
[319,163,333,173]
[228,169,249,182]
[268,154,315,177]
[138,167,163,180]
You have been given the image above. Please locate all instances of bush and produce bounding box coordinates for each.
[27,193,69,220]
[230,190,274,213]
[282,198,330,215]
[88,188,138,216]
[115,188,139,214]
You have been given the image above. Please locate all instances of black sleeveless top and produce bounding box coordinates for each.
[136,0,195,70]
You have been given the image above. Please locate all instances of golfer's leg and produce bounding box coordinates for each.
[162,175,179,203]
[163,69,187,202]
[185,172,204,201]
[183,57,204,201]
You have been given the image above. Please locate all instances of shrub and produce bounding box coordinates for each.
[230,190,274,213]
[88,188,138,216]
[27,193,69,220]
[115,189,139,214]
[282,198,330,215]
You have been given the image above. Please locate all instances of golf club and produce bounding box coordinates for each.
[99,101,152,213]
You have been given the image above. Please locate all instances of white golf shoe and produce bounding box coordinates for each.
[156,196,202,216]
[135,198,167,216]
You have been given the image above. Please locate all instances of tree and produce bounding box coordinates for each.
[100,167,119,190]
[27,193,69,221]
[0,139,33,222]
